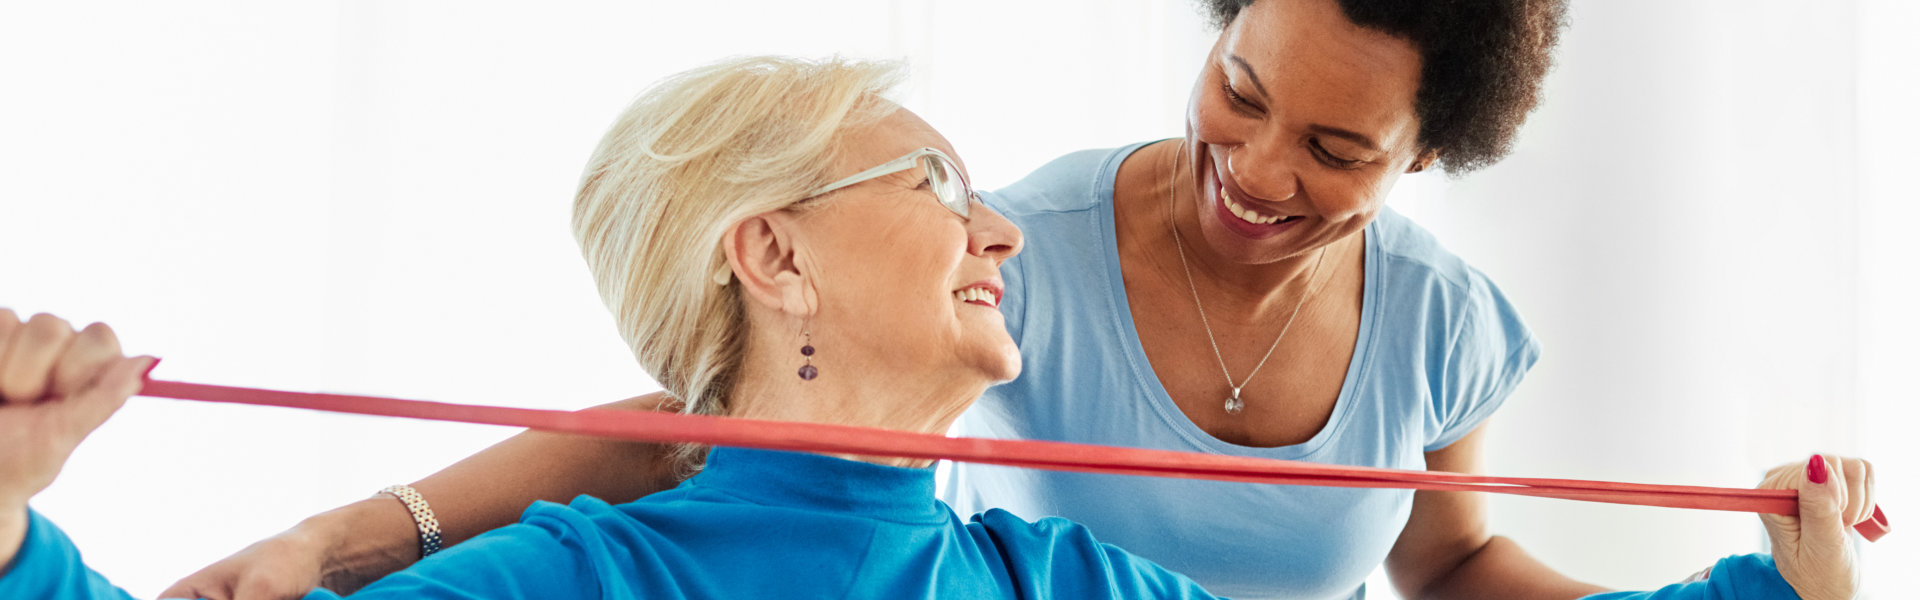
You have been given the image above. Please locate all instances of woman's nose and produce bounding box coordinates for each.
[967,198,1024,263]
[1227,144,1300,203]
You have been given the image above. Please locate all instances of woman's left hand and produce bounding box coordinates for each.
[1757,454,1875,600]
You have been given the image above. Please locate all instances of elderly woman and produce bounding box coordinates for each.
[163,2,1885,600]
[0,55,1874,600]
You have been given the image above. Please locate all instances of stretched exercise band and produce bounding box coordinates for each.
[136,378,1889,542]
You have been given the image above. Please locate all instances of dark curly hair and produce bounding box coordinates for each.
[1199,0,1567,175]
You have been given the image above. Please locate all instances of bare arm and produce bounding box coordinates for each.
[164,392,685,598]
[1384,423,1610,600]
[410,392,684,547]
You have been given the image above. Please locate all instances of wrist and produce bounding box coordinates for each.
[298,497,420,593]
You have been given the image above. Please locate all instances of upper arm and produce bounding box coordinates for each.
[589,391,689,495]
[415,391,685,547]
[0,511,140,600]
[1384,423,1493,598]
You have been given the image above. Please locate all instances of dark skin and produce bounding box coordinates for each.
[162,1,1607,598]
[1114,0,1605,597]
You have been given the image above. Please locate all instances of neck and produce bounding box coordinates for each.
[727,348,986,468]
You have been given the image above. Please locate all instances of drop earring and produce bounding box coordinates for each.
[797,326,818,381]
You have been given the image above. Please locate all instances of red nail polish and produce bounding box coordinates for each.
[1808,454,1828,484]
[141,357,163,381]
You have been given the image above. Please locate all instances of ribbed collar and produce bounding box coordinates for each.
[688,447,947,524]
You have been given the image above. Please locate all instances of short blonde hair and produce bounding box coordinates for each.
[572,56,905,428]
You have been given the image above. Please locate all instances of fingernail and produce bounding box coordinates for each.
[1808,454,1828,484]
[141,357,163,381]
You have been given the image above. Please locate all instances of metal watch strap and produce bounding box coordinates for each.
[378,484,444,558]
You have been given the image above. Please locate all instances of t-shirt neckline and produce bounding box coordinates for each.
[1092,139,1381,459]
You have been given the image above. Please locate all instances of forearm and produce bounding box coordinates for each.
[1414,536,1608,600]
[305,393,682,592]
[412,417,681,547]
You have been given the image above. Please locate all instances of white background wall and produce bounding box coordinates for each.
[1,1,1912,597]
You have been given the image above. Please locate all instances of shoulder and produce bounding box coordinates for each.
[965,509,1115,566]
[504,495,682,551]
[966,509,1218,598]
[985,144,1145,217]
[1367,210,1542,449]
[1370,207,1485,295]
[1369,208,1526,333]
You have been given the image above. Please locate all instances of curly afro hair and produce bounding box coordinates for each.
[1198,0,1568,176]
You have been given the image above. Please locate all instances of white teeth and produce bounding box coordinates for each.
[1222,189,1285,225]
[953,287,998,308]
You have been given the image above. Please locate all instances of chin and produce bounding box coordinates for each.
[985,354,1022,383]
[1196,220,1302,265]
[969,341,1024,384]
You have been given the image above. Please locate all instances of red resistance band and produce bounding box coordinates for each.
[137,379,1889,542]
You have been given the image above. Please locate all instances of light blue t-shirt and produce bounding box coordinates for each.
[946,142,1544,599]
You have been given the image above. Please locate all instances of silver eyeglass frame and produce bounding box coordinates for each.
[800,147,977,219]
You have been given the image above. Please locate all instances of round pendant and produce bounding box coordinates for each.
[1224,391,1244,414]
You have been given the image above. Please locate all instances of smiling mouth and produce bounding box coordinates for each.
[1221,188,1302,226]
[952,285,1000,308]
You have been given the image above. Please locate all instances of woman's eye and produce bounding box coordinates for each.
[1221,81,1255,110]
[1309,139,1364,170]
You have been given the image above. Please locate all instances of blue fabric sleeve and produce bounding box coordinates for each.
[1,505,614,600]
[0,509,139,600]
[332,502,613,599]
[1579,554,1799,600]
[972,509,1219,599]
[1425,269,1543,452]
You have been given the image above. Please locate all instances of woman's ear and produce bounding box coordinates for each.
[722,212,815,317]
[1406,149,1441,174]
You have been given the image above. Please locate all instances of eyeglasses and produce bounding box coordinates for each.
[800,147,976,220]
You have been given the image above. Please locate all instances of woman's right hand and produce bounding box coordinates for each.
[158,524,332,600]
[1757,454,1875,600]
[160,498,417,600]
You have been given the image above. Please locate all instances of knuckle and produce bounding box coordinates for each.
[25,313,72,334]
[78,321,117,341]
[71,323,124,358]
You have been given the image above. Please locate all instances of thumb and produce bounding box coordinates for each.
[1798,454,1850,550]
[55,356,155,440]
[158,577,217,600]
[157,585,218,600]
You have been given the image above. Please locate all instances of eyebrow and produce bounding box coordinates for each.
[1229,54,1386,154]
[1227,54,1270,99]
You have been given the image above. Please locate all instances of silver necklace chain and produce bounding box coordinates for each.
[1165,141,1328,414]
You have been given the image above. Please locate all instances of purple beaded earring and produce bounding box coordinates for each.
[797,326,818,381]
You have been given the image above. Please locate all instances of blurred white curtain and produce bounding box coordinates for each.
[0,1,1911,597]
[1418,1,1918,596]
